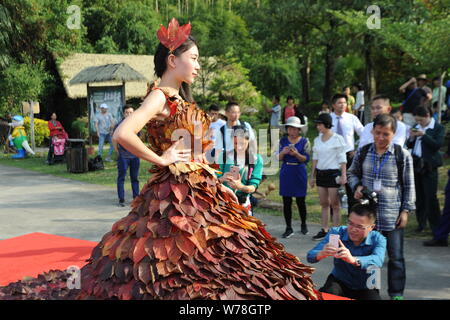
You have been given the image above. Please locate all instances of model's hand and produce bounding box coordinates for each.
[396,211,409,229]
[334,240,356,264]
[159,138,191,166]
[309,178,316,188]
[219,184,239,203]
[339,175,347,185]
[354,185,364,199]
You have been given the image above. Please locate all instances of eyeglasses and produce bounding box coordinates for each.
[347,220,372,231]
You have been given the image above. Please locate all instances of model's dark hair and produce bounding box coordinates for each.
[286,95,294,102]
[331,93,348,105]
[373,113,397,133]
[349,203,376,222]
[273,95,280,102]
[413,106,432,117]
[154,35,197,103]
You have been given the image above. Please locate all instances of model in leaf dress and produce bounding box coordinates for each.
[0,19,322,300]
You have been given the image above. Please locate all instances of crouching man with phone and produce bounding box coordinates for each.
[307,204,386,300]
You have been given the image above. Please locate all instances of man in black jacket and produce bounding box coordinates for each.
[406,106,446,233]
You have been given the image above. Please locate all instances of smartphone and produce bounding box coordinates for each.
[230,166,240,180]
[329,234,340,248]
[289,143,295,150]
[335,175,341,184]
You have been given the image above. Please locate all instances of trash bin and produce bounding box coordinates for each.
[66,139,88,173]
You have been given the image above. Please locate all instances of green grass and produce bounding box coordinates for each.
[1,141,449,240]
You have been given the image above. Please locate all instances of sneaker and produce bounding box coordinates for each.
[312,229,327,241]
[282,228,294,238]
[105,157,113,162]
[391,296,404,300]
[118,201,125,207]
[301,224,309,235]
[423,239,448,247]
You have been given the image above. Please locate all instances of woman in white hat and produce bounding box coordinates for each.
[278,116,310,238]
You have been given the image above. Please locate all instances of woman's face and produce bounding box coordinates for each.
[287,98,294,105]
[287,126,301,137]
[51,113,57,120]
[316,123,326,133]
[233,136,250,153]
[172,45,201,84]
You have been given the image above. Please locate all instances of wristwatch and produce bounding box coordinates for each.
[353,258,361,267]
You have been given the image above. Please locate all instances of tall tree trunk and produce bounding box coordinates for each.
[299,54,311,104]
[323,43,336,104]
[364,34,376,123]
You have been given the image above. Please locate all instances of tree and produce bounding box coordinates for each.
[0,60,52,115]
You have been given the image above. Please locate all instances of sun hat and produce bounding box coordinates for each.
[284,116,307,129]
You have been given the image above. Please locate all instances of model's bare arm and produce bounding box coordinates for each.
[113,90,190,166]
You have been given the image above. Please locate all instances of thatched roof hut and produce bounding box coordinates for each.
[69,63,147,85]
[57,53,156,99]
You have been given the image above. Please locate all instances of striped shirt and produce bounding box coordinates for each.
[348,143,416,231]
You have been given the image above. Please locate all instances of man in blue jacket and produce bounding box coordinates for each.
[307,204,386,300]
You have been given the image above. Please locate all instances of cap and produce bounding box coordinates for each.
[417,74,427,80]
[100,103,109,109]
[314,113,333,127]
[284,116,307,129]
[12,115,24,122]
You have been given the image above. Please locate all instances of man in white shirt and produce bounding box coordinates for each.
[330,94,364,155]
[359,95,408,148]
[208,104,227,134]
[330,93,364,211]
[213,102,256,165]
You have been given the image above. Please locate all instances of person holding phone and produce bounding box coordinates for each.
[307,204,387,300]
[278,116,310,238]
[217,124,264,215]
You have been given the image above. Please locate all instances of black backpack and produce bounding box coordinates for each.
[88,155,104,171]
[358,143,405,188]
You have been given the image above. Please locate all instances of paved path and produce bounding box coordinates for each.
[0,164,449,300]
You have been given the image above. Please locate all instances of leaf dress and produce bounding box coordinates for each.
[0,89,322,300]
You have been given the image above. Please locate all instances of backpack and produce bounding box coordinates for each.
[358,143,405,188]
[88,155,104,171]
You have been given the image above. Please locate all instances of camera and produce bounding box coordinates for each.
[359,187,378,206]
[236,193,248,205]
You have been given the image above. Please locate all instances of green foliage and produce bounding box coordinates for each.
[71,116,89,139]
[202,55,264,112]
[1,0,449,123]
[0,60,52,115]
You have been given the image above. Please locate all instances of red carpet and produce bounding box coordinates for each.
[0,233,348,300]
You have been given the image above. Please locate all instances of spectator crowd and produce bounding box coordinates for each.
[1,73,449,301]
